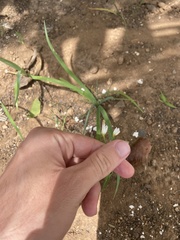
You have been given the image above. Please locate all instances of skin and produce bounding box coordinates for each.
[0,127,134,240]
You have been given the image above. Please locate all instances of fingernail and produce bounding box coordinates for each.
[115,141,130,158]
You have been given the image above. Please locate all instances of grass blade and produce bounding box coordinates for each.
[0,57,25,74]
[113,174,121,198]
[32,75,95,103]
[102,173,113,191]
[96,105,102,141]
[160,92,176,109]
[99,105,113,140]
[0,101,23,140]
[44,22,97,104]
[118,91,143,112]
[14,71,21,108]
[83,107,93,134]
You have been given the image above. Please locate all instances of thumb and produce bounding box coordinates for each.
[77,140,131,188]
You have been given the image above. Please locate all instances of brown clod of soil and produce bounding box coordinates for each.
[127,138,152,167]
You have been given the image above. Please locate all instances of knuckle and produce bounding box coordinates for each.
[91,151,111,178]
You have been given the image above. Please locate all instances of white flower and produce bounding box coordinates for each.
[81,88,85,91]
[137,79,143,84]
[86,125,93,132]
[113,127,120,136]
[93,126,97,131]
[101,120,108,135]
[102,89,106,94]
[132,131,139,138]
[113,87,117,91]
[74,116,79,122]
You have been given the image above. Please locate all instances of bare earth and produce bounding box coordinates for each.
[0,0,179,239]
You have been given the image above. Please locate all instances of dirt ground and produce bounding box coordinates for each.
[0,0,180,239]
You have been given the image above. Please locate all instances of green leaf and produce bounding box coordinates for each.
[14,71,21,108]
[83,107,93,135]
[0,57,25,74]
[29,98,41,118]
[118,91,144,112]
[96,105,102,141]
[113,174,121,198]
[160,92,176,109]
[44,22,97,105]
[0,101,23,140]
[102,173,113,190]
[99,105,113,140]
[32,75,85,96]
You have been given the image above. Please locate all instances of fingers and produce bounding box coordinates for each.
[24,127,104,165]
[81,183,101,217]
[76,140,132,190]
[114,160,135,178]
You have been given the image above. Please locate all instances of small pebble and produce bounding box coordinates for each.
[117,55,124,65]
[107,78,112,85]
[152,159,157,167]
[90,66,99,74]
[172,127,178,134]
[147,119,153,125]
[158,2,166,9]
[175,207,179,212]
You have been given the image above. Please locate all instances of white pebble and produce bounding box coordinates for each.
[132,131,139,138]
[74,117,79,122]
[137,79,143,84]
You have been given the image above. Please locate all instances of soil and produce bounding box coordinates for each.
[0,0,180,239]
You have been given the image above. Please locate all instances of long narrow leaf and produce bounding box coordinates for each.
[0,57,25,74]
[14,71,21,108]
[96,105,102,140]
[32,75,95,102]
[83,107,93,134]
[160,92,176,109]
[44,22,97,104]
[113,174,121,198]
[0,102,23,140]
[118,91,143,112]
[32,75,82,93]
[102,173,113,191]
[99,105,113,140]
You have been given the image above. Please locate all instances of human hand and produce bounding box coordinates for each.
[0,127,134,240]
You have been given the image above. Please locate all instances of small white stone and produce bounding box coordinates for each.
[74,117,79,122]
[129,205,134,209]
[140,235,145,239]
[137,79,143,84]
[132,131,139,138]
[173,203,178,207]
[134,51,140,56]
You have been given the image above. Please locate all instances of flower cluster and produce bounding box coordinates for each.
[101,120,120,137]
